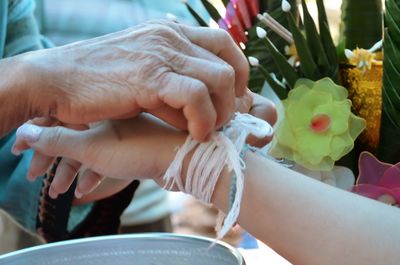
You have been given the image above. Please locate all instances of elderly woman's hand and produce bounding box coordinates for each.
[14,91,276,201]
[2,20,249,140]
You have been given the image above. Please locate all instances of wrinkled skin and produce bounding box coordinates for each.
[2,20,249,141]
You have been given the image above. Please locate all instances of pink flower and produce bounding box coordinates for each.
[352,152,400,205]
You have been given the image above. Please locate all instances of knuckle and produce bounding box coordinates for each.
[187,81,208,103]
[145,19,175,29]
[220,64,235,85]
[46,127,64,149]
[63,159,81,174]
[155,25,180,41]
[219,100,234,124]
[215,28,231,42]
[168,52,188,71]
[238,55,250,76]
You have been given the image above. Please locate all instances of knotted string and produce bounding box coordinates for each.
[163,112,273,240]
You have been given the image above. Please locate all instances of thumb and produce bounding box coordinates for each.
[16,123,86,161]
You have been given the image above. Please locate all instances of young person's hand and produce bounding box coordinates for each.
[14,91,276,200]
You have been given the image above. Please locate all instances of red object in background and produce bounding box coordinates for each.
[226,1,245,32]
[233,0,252,29]
[217,0,259,45]
[218,18,247,45]
[245,0,260,17]
[225,2,247,44]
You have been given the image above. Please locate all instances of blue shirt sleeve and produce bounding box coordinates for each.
[4,0,44,57]
[0,0,47,232]
[0,132,43,232]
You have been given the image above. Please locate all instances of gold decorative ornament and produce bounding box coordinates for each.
[340,61,383,152]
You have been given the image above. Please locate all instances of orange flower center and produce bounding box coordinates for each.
[310,114,331,133]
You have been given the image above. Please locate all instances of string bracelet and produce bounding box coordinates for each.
[163,113,273,240]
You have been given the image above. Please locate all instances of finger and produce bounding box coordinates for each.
[12,117,58,155]
[234,90,277,147]
[159,73,217,141]
[246,93,277,147]
[73,178,132,205]
[75,169,104,199]
[250,93,277,126]
[170,54,235,128]
[110,108,142,120]
[15,124,87,161]
[147,106,187,131]
[178,25,249,96]
[49,158,82,199]
[246,133,273,148]
[235,89,254,114]
[235,90,268,147]
[27,151,55,182]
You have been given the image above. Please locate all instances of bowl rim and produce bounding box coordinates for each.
[0,233,245,264]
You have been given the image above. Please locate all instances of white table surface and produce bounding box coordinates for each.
[239,241,292,265]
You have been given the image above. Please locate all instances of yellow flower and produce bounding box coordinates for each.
[285,43,299,66]
[345,40,383,74]
[269,78,366,171]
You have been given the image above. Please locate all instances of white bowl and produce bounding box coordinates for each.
[0,233,245,265]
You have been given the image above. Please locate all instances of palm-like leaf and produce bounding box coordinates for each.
[340,0,383,50]
[184,0,296,93]
[259,0,338,95]
[245,6,295,92]
[378,0,400,164]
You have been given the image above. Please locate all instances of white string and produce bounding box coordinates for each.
[163,112,273,240]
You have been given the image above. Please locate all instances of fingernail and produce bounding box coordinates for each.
[11,145,21,156]
[16,124,42,143]
[75,190,83,199]
[48,187,59,199]
[27,172,36,182]
[88,180,102,193]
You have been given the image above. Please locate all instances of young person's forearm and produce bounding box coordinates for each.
[212,152,400,265]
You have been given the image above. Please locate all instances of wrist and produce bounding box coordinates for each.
[210,166,231,212]
[155,130,188,183]
[19,49,56,119]
[0,54,38,135]
[161,134,231,211]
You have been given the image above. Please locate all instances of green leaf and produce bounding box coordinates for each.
[257,66,288,99]
[316,0,338,79]
[245,8,293,91]
[200,0,222,22]
[340,0,383,49]
[300,0,330,75]
[385,9,400,44]
[263,36,299,88]
[382,67,400,110]
[378,18,400,163]
[382,72,400,117]
[286,11,320,80]
[315,0,329,29]
[184,2,209,27]
[381,90,400,133]
[382,33,400,73]
[386,0,400,26]
[377,112,400,164]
